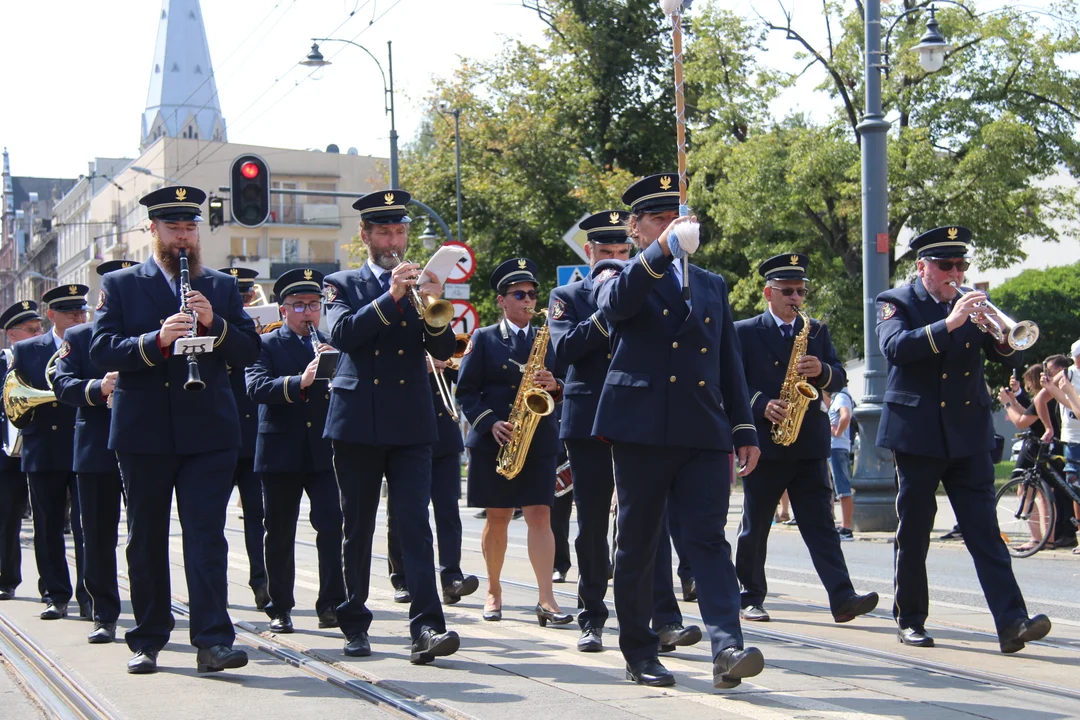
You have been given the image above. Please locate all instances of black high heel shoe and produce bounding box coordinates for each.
[535,604,573,628]
[483,607,502,621]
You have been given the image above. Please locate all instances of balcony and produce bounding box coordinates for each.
[267,201,341,228]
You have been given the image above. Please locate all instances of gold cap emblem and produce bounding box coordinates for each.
[659,176,672,191]
[303,269,314,280]
[229,268,239,276]
[518,259,528,269]
[947,227,959,240]
[383,192,395,206]
[609,212,621,225]
[21,301,29,310]
[790,255,800,265]
[121,261,132,268]
[175,188,187,202]
[68,285,79,295]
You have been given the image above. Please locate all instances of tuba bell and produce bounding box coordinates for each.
[3,368,57,429]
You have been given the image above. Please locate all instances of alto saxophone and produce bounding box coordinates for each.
[771,310,819,446]
[496,309,555,479]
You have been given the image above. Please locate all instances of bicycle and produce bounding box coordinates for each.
[994,430,1080,558]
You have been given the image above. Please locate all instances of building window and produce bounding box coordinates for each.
[308,240,336,263]
[230,237,258,258]
[269,238,299,262]
[974,281,990,292]
[271,182,297,224]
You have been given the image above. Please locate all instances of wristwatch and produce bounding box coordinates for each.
[1005,402,1013,408]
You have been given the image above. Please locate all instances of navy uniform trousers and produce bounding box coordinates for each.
[387,453,464,592]
[229,367,266,596]
[552,481,573,576]
[736,459,855,612]
[0,454,28,593]
[566,437,684,632]
[894,451,1027,633]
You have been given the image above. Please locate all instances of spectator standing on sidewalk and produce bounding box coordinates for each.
[825,388,855,540]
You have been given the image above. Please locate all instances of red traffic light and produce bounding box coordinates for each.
[240,161,260,179]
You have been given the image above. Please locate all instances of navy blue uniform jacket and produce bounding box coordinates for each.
[11,333,75,472]
[548,276,610,440]
[246,324,335,473]
[875,280,1023,459]
[323,264,455,446]
[53,322,118,473]
[431,368,464,458]
[455,319,561,456]
[734,312,846,460]
[591,241,757,451]
[229,363,257,459]
[90,258,261,455]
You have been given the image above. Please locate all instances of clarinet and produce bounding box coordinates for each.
[306,321,320,359]
[178,249,206,391]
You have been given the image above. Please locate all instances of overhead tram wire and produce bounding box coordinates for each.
[166,0,406,183]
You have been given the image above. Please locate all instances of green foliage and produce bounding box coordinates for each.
[983,262,1080,389]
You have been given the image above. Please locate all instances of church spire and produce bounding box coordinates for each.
[140,0,226,152]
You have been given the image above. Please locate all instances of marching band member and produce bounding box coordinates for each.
[323,190,460,664]
[548,210,700,654]
[219,266,268,611]
[91,185,260,674]
[591,174,762,689]
[0,300,42,601]
[13,285,91,621]
[385,358,479,606]
[455,258,570,627]
[53,261,130,644]
[246,268,345,634]
[877,226,1051,653]
[733,254,877,624]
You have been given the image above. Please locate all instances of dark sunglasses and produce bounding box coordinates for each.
[287,301,323,313]
[769,286,809,297]
[505,290,538,301]
[931,259,970,272]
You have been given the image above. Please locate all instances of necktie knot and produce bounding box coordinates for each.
[379,273,391,293]
[781,324,793,340]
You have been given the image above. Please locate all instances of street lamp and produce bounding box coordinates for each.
[437,103,464,244]
[300,39,399,190]
[419,217,440,251]
[853,1,967,531]
[130,166,183,184]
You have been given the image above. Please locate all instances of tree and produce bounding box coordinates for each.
[685,1,1080,357]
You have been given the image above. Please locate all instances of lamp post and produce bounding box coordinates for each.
[301,40,399,189]
[438,104,464,243]
[852,2,961,531]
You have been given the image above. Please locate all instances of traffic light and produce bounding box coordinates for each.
[230,154,270,228]
[207,195,225,229]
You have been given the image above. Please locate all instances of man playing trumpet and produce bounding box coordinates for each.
[323,190,461,664]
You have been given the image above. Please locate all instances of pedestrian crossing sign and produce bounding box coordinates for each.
[557,265,590,286]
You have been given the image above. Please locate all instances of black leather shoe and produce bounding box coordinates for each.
[482,608,502,621]
[87,622,116,644]
[269,613,294,634]
[443,575,479,605]
[0,588,14,601]
[343,633,371,657]
[713,646,765,689]
[681,578,697,602]
[79,601,93,620]
[410,629,460,665]
[740,605,770,622]
[625,658,675,687]
[833,592,879,623]
[657,622,702,652]
[40,602,67,620]
[577,627,603,652]
[196,645,249,673]
[897,626,934,647]
[535,604,574,627]
[317,608,339,629]
[253,585,270,611]
[127,649,158,674]
[393,587,411,604]
[999,614,1051,654]
[512,508,524,520]
[552,569,567,583]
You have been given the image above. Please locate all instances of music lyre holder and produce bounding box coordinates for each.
[173,336,216,356]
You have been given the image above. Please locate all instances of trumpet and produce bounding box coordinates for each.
[444,333,470,372]
[949,282,1040,351]
[389,252,455,328]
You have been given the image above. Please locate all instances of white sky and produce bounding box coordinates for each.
[0,0,1070,179]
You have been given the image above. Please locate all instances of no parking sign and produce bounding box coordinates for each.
[442,241,476,284]
[450,300,479,335]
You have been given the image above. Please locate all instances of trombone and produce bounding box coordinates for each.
[430,333,470,421]
[949,282,1040,351]
[389,252,455,328]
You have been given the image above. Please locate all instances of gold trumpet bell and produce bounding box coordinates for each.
[3,371,57,429]
[422,296,456,328]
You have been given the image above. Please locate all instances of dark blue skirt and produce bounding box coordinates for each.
[466,443,555,509]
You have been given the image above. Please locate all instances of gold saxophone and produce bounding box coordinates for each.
[496,309,555,479]
[771,311,820,446]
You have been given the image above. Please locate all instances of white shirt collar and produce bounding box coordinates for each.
[768,307,795,330]
[153,254,175,286]
[503,317,529,336]
[367,258,389,281]
[51,328,63,349]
